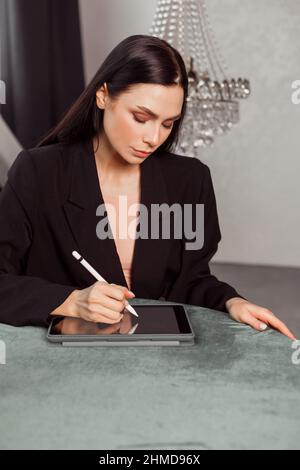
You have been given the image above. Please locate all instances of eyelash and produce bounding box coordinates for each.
[133,115,173,129]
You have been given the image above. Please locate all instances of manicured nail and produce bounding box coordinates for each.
[260,323,267,330]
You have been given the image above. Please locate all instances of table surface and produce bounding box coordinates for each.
[0,298,299,450]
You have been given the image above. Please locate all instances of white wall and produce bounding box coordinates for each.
[79,0,300,267]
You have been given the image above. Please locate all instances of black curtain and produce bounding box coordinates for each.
[0,0,85,148]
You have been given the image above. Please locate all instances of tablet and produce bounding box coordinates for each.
[46,304,195,346]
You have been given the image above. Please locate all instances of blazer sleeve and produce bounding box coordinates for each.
[0,150,76,327]
[165,159,247,312]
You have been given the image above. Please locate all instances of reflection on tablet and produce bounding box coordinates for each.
[50,305,191,336]
[127,322,139,335]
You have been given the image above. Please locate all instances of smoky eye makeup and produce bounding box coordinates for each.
[132,113,174,129]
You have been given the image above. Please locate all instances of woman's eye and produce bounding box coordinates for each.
[133,115,146,124]
[133,114,173,129]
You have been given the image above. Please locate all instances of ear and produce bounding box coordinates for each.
[96,82,108,109]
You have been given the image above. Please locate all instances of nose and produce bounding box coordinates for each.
[143,125,161,148]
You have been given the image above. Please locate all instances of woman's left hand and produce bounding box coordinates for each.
[225,297,296,340]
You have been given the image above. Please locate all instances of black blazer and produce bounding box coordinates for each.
[0,139,245,327]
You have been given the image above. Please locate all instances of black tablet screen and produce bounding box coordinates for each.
[49,305,192,336]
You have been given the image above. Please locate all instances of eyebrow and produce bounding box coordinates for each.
[135,105,182,121]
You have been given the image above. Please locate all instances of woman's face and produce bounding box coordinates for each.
[96,82,184,164]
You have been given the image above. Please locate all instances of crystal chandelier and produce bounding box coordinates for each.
[149,0,251,155]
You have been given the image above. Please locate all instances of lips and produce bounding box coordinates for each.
[131,147,152,158]
[133,148,151,155]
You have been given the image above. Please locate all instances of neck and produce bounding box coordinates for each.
[93,133,139,176]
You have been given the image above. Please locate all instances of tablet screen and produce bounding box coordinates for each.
[49,305,192,336]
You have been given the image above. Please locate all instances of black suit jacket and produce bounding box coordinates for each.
[0,139,245,327]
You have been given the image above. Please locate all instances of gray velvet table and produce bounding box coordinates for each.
[0,298,299,450]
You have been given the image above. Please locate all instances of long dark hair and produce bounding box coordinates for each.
[37,34,189,154]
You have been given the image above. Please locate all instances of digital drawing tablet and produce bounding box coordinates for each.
[46,304,195,346]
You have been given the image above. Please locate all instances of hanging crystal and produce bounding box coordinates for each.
[149,0,251,155]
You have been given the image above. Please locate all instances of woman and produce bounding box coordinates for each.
[0,35,295,339]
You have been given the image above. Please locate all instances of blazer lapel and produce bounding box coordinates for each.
[63,139,172,297]
[130,152,173,298]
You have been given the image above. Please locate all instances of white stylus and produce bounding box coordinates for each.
[72,250,138,318]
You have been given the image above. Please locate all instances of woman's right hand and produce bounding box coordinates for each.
[51,281,135,324]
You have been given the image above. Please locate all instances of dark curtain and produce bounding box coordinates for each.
[0,0,85,148]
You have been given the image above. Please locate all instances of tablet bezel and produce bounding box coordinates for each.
[46,303,195,344]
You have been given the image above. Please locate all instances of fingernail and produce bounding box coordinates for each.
[260,323,267,330]
[128,291,135,296]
